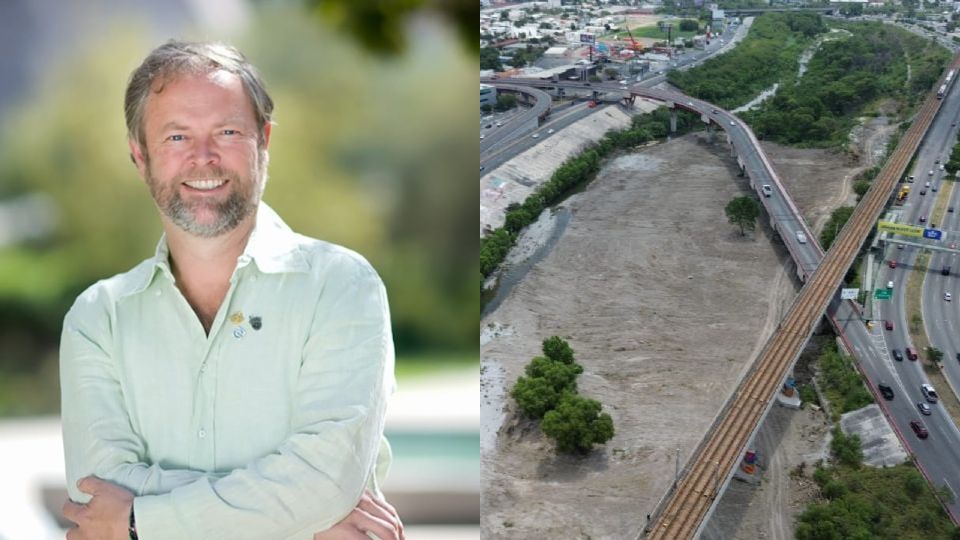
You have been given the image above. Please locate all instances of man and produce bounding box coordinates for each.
[59,40,403,540]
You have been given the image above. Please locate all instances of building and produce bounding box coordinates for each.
[481,84,497,109]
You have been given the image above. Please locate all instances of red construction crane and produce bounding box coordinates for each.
[623,23,644,53]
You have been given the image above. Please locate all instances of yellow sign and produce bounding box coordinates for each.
[877,221,924,238]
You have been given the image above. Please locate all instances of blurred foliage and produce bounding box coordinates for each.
[308,0,478,56]
[0,5,476,415]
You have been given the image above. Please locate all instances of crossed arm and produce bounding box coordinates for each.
[59,261,400,539]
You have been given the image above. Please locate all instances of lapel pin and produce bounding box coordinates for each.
[229,311,245,325]
[250,316,262,330]
[233,326,246,339]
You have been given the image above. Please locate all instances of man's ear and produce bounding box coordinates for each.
[261,123,272,150]
[128,138,148,180]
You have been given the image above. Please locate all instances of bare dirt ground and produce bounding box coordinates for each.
[480,116,889,538]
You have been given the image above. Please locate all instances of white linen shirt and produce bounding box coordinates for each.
[60,203,395,539]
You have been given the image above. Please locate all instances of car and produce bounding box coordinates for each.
[712,108,719,114]
[878,382,894,400]
[892,349,904,361]
[908,175,915,182]
[946,292,953,301]
[920,189,927,195]
[480,134,485,140]
[943,266,951,276]
[898,243,905,249]
[929,170,935,176]
[936,159,940,164]
[729,121,735,126]
[922,383,939,402]
[906,347,919,361]
[687,101,694,106]
[485,124,492,129]
[932,222,938,228]
[547,128,555,134]
[887,280,894,289]
[885,320,894,331]
[496,122,503,127]
[933,184,939,192]
[761,184,773,197]
[917,402,932,415]
[889,260,897,269]
[941,164,946,171]
[910,420,929,439]
[925,181,931,187]
[796,231,807,244]
[480,165,485,172]
[919,215,927,222]
[951,206,956,213]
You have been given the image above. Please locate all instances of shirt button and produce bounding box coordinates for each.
[155,290,161,297]
[198,429,206,439]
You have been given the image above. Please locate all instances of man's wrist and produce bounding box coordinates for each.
[129,502,138,540]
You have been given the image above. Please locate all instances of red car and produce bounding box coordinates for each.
[885,320,894,331]
[910,420,929,439]
[889,260,897,269]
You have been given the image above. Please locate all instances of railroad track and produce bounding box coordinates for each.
[646,53,960,539]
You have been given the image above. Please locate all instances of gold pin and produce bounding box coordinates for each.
[229,311,244,325]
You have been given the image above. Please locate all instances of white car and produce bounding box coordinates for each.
[531,133,539,139]
[945,292,952,301]
[796,231,807,244]
[547,128,555,134]
[761,185,773,197]
[729,121,735,126]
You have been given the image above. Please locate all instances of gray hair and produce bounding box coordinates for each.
[124,40,274,150]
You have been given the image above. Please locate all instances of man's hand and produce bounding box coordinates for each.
[313,490,404,540]
[62,476,134,540]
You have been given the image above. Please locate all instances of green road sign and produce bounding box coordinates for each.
[875,289,892,300]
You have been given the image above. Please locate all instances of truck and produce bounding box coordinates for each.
[895,185,910,205]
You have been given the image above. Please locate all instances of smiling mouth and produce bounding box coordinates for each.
[183,179,227,191]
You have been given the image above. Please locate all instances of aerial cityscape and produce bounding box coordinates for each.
[481,0,960,538]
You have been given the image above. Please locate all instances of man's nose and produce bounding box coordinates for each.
[191,135,220,167]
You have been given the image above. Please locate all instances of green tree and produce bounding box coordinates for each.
[524,356,582,393]
[480,47,503,71]
[543,336,575,363]
[511,376,565,419]
[724,196,761,236]
[679,18,699,32]
[494,94,518,112]
[542,394,615,454]
[927,347,944,364]
[603,67,620,80]
[853,179,871,199]
[820,206,854,250]
[830,426,863,468]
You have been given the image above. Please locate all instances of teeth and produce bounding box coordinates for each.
[185,179,225,190]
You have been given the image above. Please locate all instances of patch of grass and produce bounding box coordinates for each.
[816,341,873,414]
[797,462,958,539]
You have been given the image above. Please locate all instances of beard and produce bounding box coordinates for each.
[145,151,267,238]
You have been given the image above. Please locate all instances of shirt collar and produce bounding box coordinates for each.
[129,202,311,297]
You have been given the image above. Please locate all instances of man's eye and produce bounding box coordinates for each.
[222,129,238,135]
[168,134,184,142]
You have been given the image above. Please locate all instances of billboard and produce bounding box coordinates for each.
[580,33,596,44]
[877,220,924,238]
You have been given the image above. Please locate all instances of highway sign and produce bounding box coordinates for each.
[840,288,859,300]
[875,289,892,300]
[923,228,943,240]
[580,33,596,44]
[878,220,924,237]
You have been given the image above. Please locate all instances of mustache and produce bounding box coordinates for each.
[177,166,239,181]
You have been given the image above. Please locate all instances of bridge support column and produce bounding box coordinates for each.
[670,109,677,133]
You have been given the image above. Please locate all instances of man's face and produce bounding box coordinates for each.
[131,70,270,238]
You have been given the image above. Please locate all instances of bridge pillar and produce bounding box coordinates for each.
[670,110,677,133]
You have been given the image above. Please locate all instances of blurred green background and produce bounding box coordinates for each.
[0,0,478,415]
